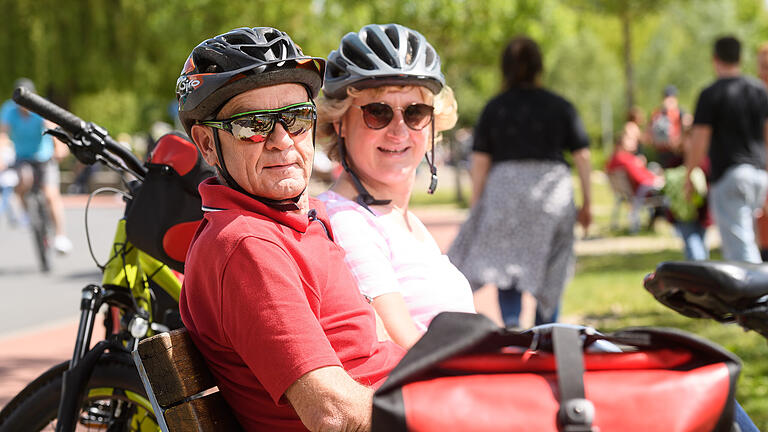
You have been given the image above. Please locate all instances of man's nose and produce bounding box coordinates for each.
[265,123,294,150]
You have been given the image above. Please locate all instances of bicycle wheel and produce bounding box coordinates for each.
[0,354,158,432]
[26,191,52,272]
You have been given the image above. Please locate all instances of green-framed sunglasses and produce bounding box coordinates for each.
[199,102,316,143]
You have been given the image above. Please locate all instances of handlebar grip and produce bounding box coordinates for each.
[12,87,86,135]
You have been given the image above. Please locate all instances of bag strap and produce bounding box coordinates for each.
[553,326,596,432]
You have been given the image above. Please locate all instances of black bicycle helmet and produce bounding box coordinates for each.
[176,27,325,137]
[323,23,444,99]
[176,27,325,211]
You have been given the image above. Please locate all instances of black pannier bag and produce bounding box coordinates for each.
[373,312,741,432]
[125,132,215,273]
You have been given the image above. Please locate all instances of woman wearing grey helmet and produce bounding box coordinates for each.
[316,23,475,349]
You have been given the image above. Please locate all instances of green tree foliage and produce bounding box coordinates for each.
[1,0,767,146]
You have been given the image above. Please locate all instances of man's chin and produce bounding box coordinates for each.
[260,181,307,201]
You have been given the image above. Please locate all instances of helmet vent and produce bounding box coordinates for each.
[342,43,375,71]
[241,45,269,59]
[405,34,420,65]
[222,33,256,46]
[263,29,281,42]
[384,26,400,49]
[366,30,397,68]
[327,62,345,79]
[424,48,435,68]
[194,54,221,74]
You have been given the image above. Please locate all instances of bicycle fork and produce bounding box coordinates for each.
[55,284,131,432]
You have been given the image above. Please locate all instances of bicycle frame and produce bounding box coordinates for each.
[9,88,184,431]
[56,218,181,432]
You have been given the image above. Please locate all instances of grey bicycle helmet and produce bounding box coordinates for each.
[176,27,325,137]
[323,23,444,99]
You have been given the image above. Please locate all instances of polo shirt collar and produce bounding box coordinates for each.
[199,177,310,233]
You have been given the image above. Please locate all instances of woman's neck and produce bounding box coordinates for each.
[331,171,413,213]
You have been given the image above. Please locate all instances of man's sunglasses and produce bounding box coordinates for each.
[199,102,316,143]
[354,102,434,131]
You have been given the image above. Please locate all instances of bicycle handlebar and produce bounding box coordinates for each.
[12,87,147,179]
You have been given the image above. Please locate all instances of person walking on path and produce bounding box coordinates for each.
[448,36,591,328]
[686,36,768,263]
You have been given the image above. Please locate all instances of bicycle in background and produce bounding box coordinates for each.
[14,161,53,272]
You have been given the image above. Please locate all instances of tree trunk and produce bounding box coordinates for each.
[622,9,634,112]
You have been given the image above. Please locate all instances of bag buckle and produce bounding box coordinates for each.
[559,398,597,432]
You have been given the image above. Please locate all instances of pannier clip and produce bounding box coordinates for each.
[559,398,597,432]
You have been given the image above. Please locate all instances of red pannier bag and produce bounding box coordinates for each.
[125,132,215,273]
[372,312,741,432]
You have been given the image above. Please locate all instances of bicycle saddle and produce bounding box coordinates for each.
[645,261,768,339]
[646,261,768,305]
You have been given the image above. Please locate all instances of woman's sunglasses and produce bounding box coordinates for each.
[199,102,316,143]
[354,102,434,131]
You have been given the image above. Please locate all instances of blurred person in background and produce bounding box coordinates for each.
[662,126,712,261]
[606,120,665,233]
[647,85,692,169]
[0,78,72,253]
[448,35,591,328]
[316,23,475,349]
[753,41,768,260]
[623,107,646,155]
[687,36,768,263]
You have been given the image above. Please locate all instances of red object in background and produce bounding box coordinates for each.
[756,202,768,255]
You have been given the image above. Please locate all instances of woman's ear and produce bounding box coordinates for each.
[190,124,219,167]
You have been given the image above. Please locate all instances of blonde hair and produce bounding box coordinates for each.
[316,84,458,162]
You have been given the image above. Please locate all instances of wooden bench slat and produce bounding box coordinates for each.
[164,392,244,432]
[136,328,218,406]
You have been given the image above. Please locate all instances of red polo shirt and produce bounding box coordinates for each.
[179,178,404,431]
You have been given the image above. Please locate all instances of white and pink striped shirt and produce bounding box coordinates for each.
[317,190,475,331]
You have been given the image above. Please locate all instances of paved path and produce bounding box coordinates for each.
[0,194,121,408]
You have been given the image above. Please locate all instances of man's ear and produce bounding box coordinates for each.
[190,124,219,167]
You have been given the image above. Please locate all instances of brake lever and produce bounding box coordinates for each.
[44,127,98,165]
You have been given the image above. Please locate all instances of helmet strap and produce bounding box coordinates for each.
[337,119,391,214]
[211,128,302,211]
[425,113,438,194]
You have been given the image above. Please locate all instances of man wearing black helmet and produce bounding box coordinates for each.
[177,27,404,431]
